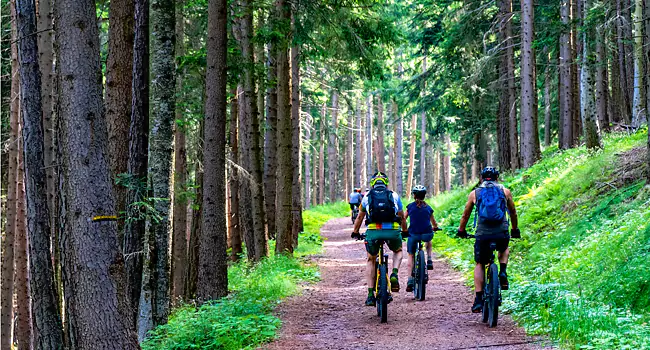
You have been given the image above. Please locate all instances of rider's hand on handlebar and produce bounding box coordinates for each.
[433,226,442,232]
[510,228,521,239]
[401,230,410,238]
[457,229,468,239]
[351,231,361,240]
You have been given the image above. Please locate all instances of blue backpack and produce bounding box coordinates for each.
[474,182,507,226]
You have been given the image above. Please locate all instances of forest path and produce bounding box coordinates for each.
[264,217,552,350]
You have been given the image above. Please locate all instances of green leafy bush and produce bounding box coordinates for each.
[142,202,347,350]
[429,131,650,349]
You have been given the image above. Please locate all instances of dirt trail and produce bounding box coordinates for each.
[264,218,551,350]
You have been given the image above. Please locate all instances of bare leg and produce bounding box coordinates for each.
[407,253,415,275]
[391,249,403,271]
[367,254,377,290]
[425,241,433,259]
[498,248,510,264]
[474,263,485,292]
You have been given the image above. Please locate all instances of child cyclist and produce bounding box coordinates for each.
[404,185,440,292]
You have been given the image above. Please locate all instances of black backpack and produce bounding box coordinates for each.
[365,187,399,224]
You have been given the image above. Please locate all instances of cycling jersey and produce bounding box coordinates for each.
[349,192,362,204]
[360,191,403,230]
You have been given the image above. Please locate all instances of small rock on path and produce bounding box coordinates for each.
[264,217,552,350]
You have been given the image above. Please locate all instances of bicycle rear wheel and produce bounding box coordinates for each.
[378,264,388,323]
[415,250,426,301]
[481,277,489,323]
[487,263,500,327]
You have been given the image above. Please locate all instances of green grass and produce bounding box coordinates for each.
[429,131,650,349]
[142,201,348,350]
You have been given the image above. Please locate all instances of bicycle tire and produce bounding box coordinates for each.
[378,264,388,323]
[415,249,426,301]
[481,277,489,323]
[487,263,500,327]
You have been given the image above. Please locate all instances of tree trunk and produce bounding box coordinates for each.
[406,113,417,195]
[617,0,632,123]
[355,99,362,187]
[311,140,317,207]
[419,58,427,183]
[15,0,65,347]
[595,30,610,131]
[544,48,552,146]
[172,1,187,304]
[581,0,601,148]
[291,33,303,246]
[0,7,19,345]
[15,125,33,349]
[275,0,294,254]
[55,0,139,345]
[318,103,325,205]
[520,0,541,167]
[264,39,278,240]
[197,0,228,300]
[365,95,373,177]
[610,28,623,124]
[496,0,511,170]
[304,113,312,209]
[623,0,635,121]
[394,100,404,196]
[149,0,175,326]
[502,0,519,169]
[560,0,574,149]
[229,89,242,260]
[185,153,203,299]
[442,135,451,191]
[239,0,267,259]
[105,0,134,235]
[632,0,645,127]
[237,86,256,260]
[572,0,582,145]
[328,91,339,202]
[360,102,367,186]
[123,0,149,324]
[433,150,440,195]
[376,96,386,172]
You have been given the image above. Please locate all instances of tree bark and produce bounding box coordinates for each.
[365,95,373,177]
[572,0,582,144]
[503,0,519,169]
[496,0,512,169]
[442,135,451,191]
[318,103,325,205]
[595,30,610,131]
[149,0,175,326]
[197,0,228,300]
[105,0,134,235]
[171,1,187,304]
[631,0,645,127]
[16,0,65,347]
[15,124,33,350]
[617,0,632,123]
[264,39,278,240]
[124,0,149,324]
[185,131,203,299]
[55,0,139,345]
[544,48,552,146]
[560,0,574,149]
[419,58,427,183]
[360,103,367,186]
[376,96,386,172]
[406,113,417,195]
[304,112,312,209]
[275,0,294,254]
[520,0,541,167]
[393,100,404,196]
[328,91,339,202]
[291,32,303,246]
[1,6,19,345]
[433,150,440,195]
[229,89,242,260]
[580,0,601,148]
[355,100,362,187]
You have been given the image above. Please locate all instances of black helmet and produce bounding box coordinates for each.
[480,166,499,181]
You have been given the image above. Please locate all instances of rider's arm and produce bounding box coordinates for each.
[397,210,407,231]
[458,191,476,231]
[504,188,518,229]
[353,210,365,233]
[430,213,439,230]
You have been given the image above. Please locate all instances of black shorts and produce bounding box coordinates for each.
[474,233,509,264]
[349,203,360,210]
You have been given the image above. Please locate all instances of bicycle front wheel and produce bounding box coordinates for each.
[487,263,500,327]
[415,250,426,301]
[378,264,388,323]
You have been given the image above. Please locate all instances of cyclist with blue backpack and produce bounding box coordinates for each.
[457,167,521,313]
[351,172,407,306]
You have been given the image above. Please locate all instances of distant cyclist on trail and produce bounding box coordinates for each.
[349,187,363,216]
[352,172,407,306]
[404,185,439,292]
[457,166,521,313]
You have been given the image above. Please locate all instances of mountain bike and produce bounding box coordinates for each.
[356,234,391,323]
[409,227,441,301]
[351,205,359,224]
[468,234,501,328]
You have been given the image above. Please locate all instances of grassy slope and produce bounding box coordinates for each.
[429,131,650,349]
[142,201,348,350]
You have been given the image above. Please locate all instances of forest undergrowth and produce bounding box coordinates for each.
[429,130,650,349]
[141,202,348,350]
